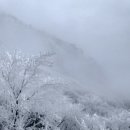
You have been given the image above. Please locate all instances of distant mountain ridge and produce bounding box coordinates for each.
[0,12,107,93]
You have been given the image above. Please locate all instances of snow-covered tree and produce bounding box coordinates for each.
[0,51,61,130]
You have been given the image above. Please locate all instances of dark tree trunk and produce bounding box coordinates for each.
[13,100,19,130]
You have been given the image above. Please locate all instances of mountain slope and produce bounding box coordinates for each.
[0,12,130,130]
[0,12,107,92]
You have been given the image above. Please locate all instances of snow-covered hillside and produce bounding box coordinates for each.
[0,12,107,93]
[0,12,130,130]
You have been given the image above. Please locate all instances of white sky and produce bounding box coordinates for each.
[0,0,130,91]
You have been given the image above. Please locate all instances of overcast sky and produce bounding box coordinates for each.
[0,0,130,92]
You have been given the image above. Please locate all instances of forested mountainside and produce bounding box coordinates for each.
[0,12,130,130]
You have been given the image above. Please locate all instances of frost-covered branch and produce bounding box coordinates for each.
[0,51,57,130]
